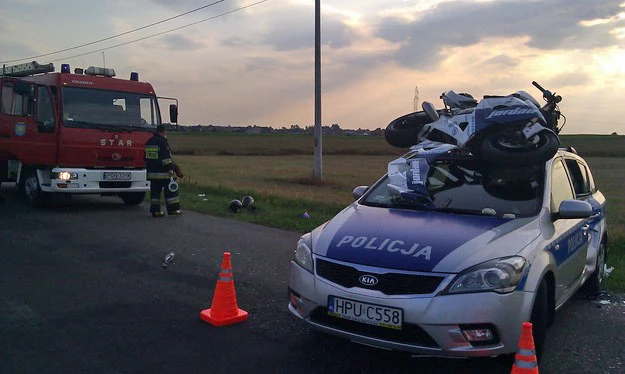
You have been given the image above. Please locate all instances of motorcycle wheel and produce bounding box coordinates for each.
[479,130,560,166]
[384,111,433,148]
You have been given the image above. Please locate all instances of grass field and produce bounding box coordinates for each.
[169,132,625,291]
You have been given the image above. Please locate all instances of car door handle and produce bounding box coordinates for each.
[0,133,10,138]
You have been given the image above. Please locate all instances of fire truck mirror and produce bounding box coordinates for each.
[38,121,55,133]
[13,82,34,97]
[169,104,178,123]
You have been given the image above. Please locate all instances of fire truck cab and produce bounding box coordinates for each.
[0,61,178,207]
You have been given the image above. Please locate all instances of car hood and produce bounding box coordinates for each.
[312,204,541,273]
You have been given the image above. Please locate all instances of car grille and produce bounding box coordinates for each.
[315,258,445,295]
[310,307,439,348]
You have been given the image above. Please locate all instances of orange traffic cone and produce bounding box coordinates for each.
[511,322,539,374]
[200,252,249,326]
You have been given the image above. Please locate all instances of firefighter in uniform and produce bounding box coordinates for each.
[144,124,182,217]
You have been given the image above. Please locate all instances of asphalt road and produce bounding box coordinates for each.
[1,187,624,374]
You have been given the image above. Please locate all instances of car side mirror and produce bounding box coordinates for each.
[352,186,369,200]
[556,200,592,220]
[169,104,178,123]
[422,101,439,121]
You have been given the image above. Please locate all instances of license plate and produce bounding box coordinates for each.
[327,296,403,330]
[103,172,131,181]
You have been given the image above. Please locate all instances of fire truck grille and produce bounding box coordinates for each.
[315,258,445,295]
[99,182,132,188]
[98,156,133,162]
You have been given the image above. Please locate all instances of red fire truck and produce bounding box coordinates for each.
[0,61,178,207]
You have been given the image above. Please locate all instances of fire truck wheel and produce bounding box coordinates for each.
[23,169,47,208]
[120,192,145,206]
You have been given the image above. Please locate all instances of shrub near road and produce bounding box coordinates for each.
[168,132,625,291]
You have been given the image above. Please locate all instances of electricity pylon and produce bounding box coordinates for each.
[414,86,419,111]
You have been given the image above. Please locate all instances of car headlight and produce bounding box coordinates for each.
[444,256,527,294]
[56,171,78,181]
[294,233,313,273]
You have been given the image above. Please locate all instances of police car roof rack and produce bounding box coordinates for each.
[559,146,578,154]
[1,61,55,78]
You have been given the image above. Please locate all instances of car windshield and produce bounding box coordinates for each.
[361,158,544,218]
[61,87,160,131]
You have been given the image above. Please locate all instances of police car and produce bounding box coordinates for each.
[287,141,608,359]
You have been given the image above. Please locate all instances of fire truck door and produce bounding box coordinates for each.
[0,82,57,165]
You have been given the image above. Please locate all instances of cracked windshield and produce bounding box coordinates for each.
[363,159,544,218]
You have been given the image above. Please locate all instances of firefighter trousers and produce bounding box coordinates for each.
[149,179,180,214]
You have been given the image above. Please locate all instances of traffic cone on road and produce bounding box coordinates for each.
[200,252,249,327]
[511,322,539,374]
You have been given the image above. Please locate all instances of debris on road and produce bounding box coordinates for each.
[604,265,614,278]
[162,252,176,269]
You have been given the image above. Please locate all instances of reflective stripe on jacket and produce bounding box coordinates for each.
[144,133,175,179]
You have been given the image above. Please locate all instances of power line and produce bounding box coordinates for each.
[49,0,269,63]
[0,0,229,64]
[11,0,270,64]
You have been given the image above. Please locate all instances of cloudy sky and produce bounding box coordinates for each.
[1,0,624,133]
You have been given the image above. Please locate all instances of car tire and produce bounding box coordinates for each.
[120,192,146,206]
[23,169,47,208]
[530,279,549,361]
[581,241,607,295]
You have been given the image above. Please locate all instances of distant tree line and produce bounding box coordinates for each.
[163,123,385,136]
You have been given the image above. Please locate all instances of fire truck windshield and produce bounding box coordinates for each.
[61,87,161,131]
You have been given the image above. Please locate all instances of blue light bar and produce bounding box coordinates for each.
[61,64,70,73]
[130,72,139,81]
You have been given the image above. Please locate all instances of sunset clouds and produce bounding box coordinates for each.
[1,0,624,133]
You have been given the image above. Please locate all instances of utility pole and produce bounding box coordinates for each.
[313,0,322,180]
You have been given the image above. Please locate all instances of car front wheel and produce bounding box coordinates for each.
[530,279,549,361]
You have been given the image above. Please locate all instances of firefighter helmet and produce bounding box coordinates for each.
[230,199,243,212]
[242,195,255,209]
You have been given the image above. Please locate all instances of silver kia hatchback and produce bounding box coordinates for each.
[287,144,608,359]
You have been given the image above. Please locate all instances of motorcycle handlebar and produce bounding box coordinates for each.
[532,81,546,93]
[532,81,561,104]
